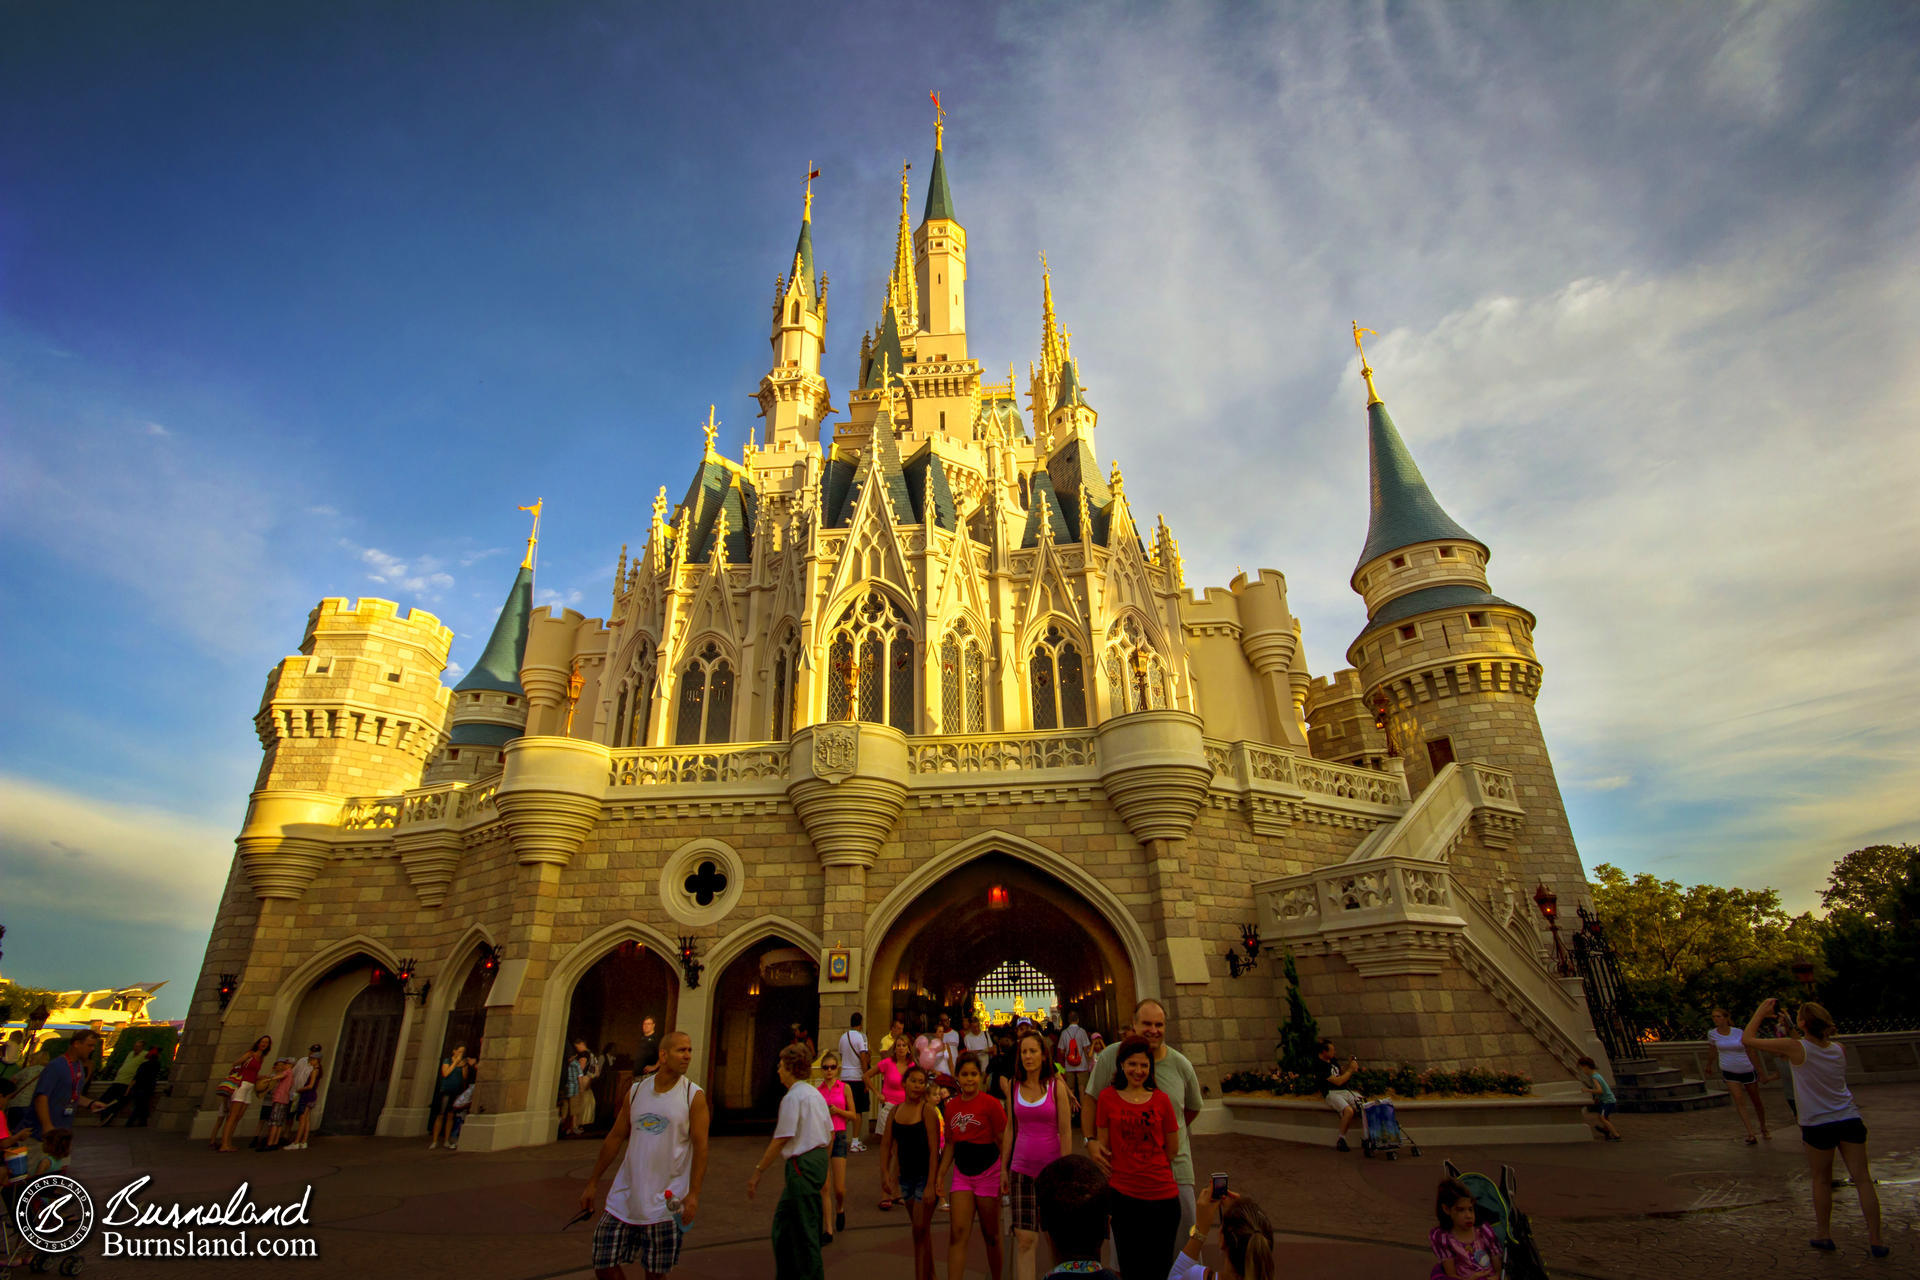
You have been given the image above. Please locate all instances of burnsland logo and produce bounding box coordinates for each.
[13,1174,95,1254]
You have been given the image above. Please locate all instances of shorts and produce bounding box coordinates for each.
[843,1079,870,1113]
[230,1081,257,1107]
[294,1089,317,1117]
[1800,1117,1868,1151]
[1721,1069,1756,1084]
[270,1101,291,1126]
[877,1100,898,1133]
[591,1212,681,1272]
[949,1161,1002,1199]
[430,1091,461,1119]
[830,1130,850,1158]
[896,1174,929,1203]
[1586,1102,1616,1119]
[1326,1089,1362,1114]
[1008,1169,1041,1231]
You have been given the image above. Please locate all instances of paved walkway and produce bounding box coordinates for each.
[48,1085,1917,1278]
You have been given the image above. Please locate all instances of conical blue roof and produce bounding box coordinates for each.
[1356,400,1483,573]
[453,565,532,695]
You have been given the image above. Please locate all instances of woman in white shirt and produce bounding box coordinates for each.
[1742,1000,1887,1258]
[1168,1184,1274,1280]
[1706,1006,1770,1143]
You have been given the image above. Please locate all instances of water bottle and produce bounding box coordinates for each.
[663,1189,690,1235]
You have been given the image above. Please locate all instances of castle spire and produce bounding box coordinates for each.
[889,161,918,330]
[1351,328,1483,574]
[923,93,956,224]
[792,165,820,289]
[455,518,536,698]
[1039,252,1064,377]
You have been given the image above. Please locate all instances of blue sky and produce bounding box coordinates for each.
[3,2,1916,1019]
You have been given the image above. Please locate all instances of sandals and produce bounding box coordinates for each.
[1745,1136,1759,1145]
[1870,1245,1890,1259]
[878,1198,894,1212]
[1810,1239,1836,1252]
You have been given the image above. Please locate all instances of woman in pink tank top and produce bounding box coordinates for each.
[1000,1029,1072,1280]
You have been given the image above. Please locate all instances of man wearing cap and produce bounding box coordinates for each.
[289,1044,324,1150]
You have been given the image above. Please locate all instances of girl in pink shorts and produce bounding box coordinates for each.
[934,1058,1009,1280]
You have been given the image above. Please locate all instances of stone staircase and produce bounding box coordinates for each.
[1610,1056,1728,1113]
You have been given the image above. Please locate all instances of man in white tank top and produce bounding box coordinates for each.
[580,1030,710,1280]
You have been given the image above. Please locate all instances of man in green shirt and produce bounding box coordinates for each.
[1081,998,1204,1251]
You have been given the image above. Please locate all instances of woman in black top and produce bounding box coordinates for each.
[880,1064,943,1280]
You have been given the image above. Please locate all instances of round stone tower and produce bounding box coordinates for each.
[1344,337,1587,904]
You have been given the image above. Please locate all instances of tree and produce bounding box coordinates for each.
[1589,864,1822,1029]
[1275,948,1321,1077]
[1820,844,1920,1020]
[0,979,63,1026]
[1820,844,1920,918]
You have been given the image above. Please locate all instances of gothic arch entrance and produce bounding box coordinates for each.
[708,937,819,1133]
[564,941,680,1132]
[868,852,1136,1042]
[281,950,408,1137]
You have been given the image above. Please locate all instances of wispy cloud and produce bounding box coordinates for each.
[0,775,232,927]
[140,420,171,437]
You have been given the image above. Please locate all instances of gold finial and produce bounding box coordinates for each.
[890,161,917,323]
[702,405,719,456]
[747,423,757,455]
[652,485,668,526]
[1109,460,1124,498]
[930,90,945,150]
[1352,321,1382,407]
[804,163,819,222]
[517,499,543,570]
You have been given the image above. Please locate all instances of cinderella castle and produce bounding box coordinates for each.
[169,110,1608,1148]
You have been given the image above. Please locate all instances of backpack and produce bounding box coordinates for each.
[1064,1036,1082,1067]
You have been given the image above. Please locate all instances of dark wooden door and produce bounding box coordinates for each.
[327,981,404,1135]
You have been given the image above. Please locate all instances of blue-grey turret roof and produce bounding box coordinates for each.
[1356,399,1484,574]
[453,564,532,695]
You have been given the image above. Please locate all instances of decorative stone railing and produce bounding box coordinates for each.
[1200,739,1410,835]
[1254,762,1607,1072]
[607,744,790,787]
[339,796,401,829]
[906,732,1097,775]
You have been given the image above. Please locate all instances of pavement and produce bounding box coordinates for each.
[29,1084,1917,1279]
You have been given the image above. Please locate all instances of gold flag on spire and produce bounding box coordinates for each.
[1352,321,1382,407]
[518,499,543,570]
[804,163,819,221]
[931,90,945,150]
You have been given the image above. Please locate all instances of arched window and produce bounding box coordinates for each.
[940,618,987,734]
[1103,614,1169,715]
[770,628,799,741]
[790,300,800,324]
[1029,624,1087,730]
[612,686,630,746]
[623,641,657,746]
[675,641,735,745]
[825,589,916,733]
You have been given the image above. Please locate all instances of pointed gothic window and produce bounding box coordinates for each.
[1103,615,1169,715]
[624,641,657,747]
[940,618,986,734]
[826,589,916,733]
[612,687,629,746]
[770,628,799,740]
[1029,624,1088,730]
[675,641,735,745]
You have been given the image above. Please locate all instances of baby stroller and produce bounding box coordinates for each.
[1443,1159,1548,1280]
[1359,1098,1421,1160]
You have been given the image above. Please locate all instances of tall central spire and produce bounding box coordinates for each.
[923,91,956,224]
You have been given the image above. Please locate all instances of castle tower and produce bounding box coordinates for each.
[1343,327,1586,902]
[913,98,966,356]
[424,550,534,784]
[758,170,832,449]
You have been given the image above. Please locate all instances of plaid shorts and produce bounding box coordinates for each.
[1008,1170,1041,1232]
[592,1212,681,1272]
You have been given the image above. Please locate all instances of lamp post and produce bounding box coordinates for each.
[1533,883,1572,977]
[565,661,586,735]
[1225,923,1262,978]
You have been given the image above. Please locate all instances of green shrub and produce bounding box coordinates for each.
[1222,1062,1529,1098]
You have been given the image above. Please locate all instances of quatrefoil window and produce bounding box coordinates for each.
[684,860,728,907]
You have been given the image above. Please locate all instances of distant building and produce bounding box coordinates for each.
[166,110,1605,1148]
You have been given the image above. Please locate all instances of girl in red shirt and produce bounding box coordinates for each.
[1094,1036,1181,1280]
[933,1057,1011,1280]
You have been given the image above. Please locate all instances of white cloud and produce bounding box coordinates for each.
[536,586,585,610]
[140,420,171,438]
[0,775,232,928]
[342,541,456,598]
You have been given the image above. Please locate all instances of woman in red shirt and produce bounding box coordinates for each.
[933,1057,1011,1280]
[1094,1036,1181,1279]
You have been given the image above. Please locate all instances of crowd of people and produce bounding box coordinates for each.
[578,998,1268,1280]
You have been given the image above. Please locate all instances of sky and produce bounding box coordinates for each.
[2,1,1916,1020]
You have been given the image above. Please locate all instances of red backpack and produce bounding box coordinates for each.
[1065,1036,1082,1067]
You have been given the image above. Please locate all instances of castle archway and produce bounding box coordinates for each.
[563,940,680,1134]
[866,850,1138,1045]
[280,950,411,1137]
[707,935,819,1133]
